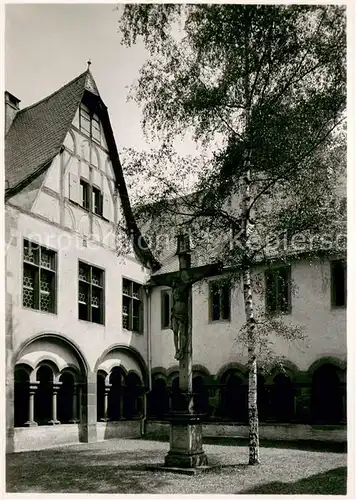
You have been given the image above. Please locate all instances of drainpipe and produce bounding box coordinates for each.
[141,285,152,436]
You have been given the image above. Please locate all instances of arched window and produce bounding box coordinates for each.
[148,378,169,419]
[270,373,294,422]
[108,367,125,421]
[124,373,142,419]
[220,371,247,422]
[193,376,209,415]
[58,372,77,424]
[14,367,30,427]
[312,364,342,424]
[35,365,54,425]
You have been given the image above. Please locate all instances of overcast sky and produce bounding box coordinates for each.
[5,3,197,156]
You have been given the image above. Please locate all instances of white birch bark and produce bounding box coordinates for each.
[242,20,260,465]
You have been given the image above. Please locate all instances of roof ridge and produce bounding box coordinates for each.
[15,70,89,115]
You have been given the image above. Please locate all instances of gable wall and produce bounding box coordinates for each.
[5,106,149,373]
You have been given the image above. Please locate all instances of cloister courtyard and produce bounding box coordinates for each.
[6,437,347,495]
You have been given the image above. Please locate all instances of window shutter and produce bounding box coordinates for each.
[68,172,80,204]
[102,192,111,220]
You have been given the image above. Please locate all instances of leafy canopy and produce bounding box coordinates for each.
[119,4,346,267]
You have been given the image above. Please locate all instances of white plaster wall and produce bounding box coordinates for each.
[43,155,61,192]
[7,210,149,373]
[32,192,60,224]
[150,260,346,375]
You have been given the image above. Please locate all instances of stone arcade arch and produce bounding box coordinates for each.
[13,333,88,428]
[270,373,295,423]
[217,364,248,422]
[149,375,169,419]
[220,370,248,422]
[192,374,209,416]
[14,365,31,427]
[95,345,148,423]
[310,359,345,424]
[108,366,126,421]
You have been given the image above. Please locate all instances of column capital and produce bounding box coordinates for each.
[28,382,39,392]
[74,381,85,388]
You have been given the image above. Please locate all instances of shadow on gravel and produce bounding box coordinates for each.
[143,434,346,453]
[203,436,347,453]
[6,448,167,493]
[238,466,347,495]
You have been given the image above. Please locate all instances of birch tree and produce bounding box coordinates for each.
[119,4,346,465]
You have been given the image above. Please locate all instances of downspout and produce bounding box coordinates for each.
[141,285,152,436]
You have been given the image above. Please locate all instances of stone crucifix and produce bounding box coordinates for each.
[149,233,223,469]
[152,234,222,413]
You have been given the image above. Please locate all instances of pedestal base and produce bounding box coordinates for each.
[164,412,208,469]
[165,450,208,468]
[146,464,220,476]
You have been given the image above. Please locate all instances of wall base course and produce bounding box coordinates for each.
[145,421,347,443]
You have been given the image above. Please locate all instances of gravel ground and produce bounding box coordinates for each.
[6,438,347,494]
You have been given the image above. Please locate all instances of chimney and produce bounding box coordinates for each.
[5,91,20,135]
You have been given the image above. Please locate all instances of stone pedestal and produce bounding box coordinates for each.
[164,413,208,468]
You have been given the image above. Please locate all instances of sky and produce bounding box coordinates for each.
[4,3,197,155]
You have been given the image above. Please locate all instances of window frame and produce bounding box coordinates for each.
[122,278,144,334]
[80,178,90,211]
[161,288,172,330]
[209,281,231,322]
[265,265,292,315]
[79,104,101,145]
[92,185,103,216]
[78,260,105,325]
[91,114,101,144]
[330,259,347,309]
[79,177,104,217]
[22,239,57,314]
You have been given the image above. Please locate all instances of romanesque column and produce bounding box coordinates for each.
[49,383,61,425]
[100,384,111,421]
[69,383,80,423]
[24,383,39,427]
[120,385,126,420]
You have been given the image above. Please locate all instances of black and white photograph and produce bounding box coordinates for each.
[4,2,350,496]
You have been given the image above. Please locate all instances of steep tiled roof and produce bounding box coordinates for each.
[5,69,160,272]
[5,71,88,193]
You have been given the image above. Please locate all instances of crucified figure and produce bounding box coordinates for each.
[150,232,222,364]
[171,277,190,361]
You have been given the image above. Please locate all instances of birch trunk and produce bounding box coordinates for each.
[243,266,260,465]
[241,167,260,465]
[242,15,260,465]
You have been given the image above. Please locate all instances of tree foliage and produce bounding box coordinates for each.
[119,4,345,257]
[118,4,346,464]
